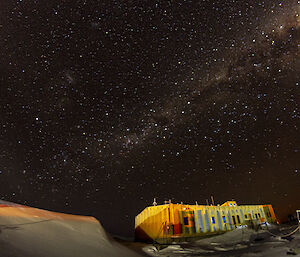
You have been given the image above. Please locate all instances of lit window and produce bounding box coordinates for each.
[222,216,226,223]
[229,203,232,206]
[233,203,236,207]
[211,217,216,224]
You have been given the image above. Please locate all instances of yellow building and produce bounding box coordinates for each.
[135,201,277,243]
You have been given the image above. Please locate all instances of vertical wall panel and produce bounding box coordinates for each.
[239,209,244,223]
[204,210,210,232]
[216,210,222,231]
[195,210,205,233]
[227,212,233,230]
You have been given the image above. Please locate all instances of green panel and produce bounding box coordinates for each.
[180,210,196,235]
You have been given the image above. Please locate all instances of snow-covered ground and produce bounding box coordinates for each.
[142,225,300,257]
[0,200,141,257]
[2,200,298,257]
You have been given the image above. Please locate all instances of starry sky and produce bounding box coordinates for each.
[0,0,299,237]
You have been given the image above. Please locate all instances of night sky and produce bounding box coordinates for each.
[0,0,299,237]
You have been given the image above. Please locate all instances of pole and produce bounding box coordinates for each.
[211,195,215,206]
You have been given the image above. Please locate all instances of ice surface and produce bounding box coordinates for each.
[0,200,141,257]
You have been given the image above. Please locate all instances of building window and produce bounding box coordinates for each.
[233,203,236,207]
[258,213,261,218]
[183,217,189,225]
[237,215,241,224]
[245,214,248,219]
[211,217,216,224]
[255,213,258,219]
[222,216,226,223]
[229,203,233,206]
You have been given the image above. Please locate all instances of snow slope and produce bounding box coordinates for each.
[0,200,141,257]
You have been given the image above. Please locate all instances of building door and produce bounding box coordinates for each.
[237,215,241,224]
[232,215,236,225]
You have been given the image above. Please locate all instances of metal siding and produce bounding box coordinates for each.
[216,210,222,231]
[239,209,244,223]
[195,210,205,233]
[227,212,233,230]
[204,210,210,232]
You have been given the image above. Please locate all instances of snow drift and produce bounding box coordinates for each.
[0,200,140,257]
